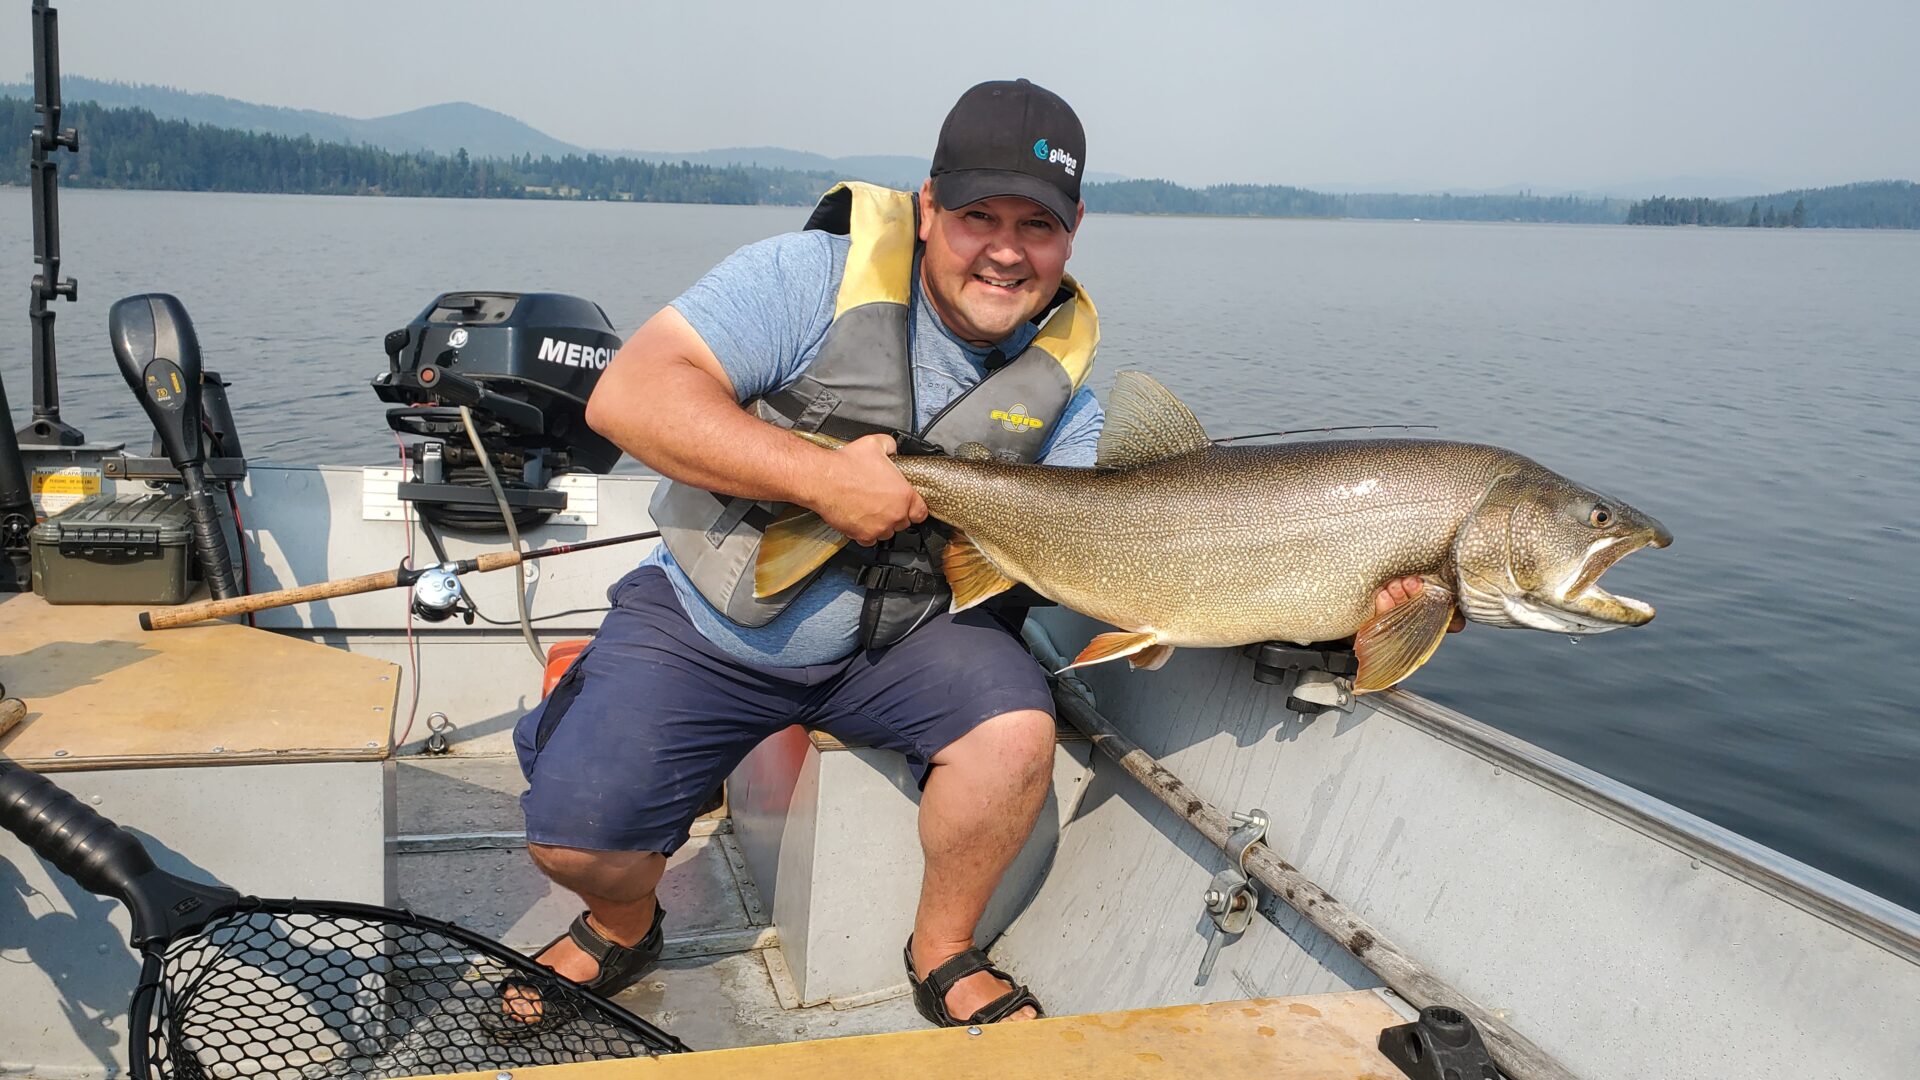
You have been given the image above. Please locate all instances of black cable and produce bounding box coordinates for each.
[461,589,610,626]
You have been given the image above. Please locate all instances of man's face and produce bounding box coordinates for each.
[917,181,1082,347]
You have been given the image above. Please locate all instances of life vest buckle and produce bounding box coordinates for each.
[856,564,947,595]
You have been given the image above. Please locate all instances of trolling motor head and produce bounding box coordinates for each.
[109,294,206,471]
[107,294,240,600]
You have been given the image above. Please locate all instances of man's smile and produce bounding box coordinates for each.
[972,273,1028,290]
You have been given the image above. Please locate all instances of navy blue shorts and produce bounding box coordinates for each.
[513,567,1055,854]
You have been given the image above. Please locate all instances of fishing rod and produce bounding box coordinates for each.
[139,528,660,631]
[1212,423,1439,445]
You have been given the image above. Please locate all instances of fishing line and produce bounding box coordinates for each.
[1211,423,1439,444]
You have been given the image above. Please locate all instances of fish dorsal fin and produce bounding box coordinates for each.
[953,441,994,462]
[1096,371,1212,469]
[942,530,1016,611]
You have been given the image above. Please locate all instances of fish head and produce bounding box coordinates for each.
[1453,467,1672,634]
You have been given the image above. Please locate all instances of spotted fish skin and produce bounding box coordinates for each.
[901,439,1564,647]
[762,372,1670,688]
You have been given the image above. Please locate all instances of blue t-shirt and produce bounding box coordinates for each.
[638,229,1105,666]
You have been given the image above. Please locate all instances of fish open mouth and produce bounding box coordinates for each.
[1547,530,1670,631]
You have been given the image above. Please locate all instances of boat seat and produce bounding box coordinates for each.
[728,720,1093,1008]
[0,592,400,1072]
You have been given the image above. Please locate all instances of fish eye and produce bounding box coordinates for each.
[1588,505,1614,527]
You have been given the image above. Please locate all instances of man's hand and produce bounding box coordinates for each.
[808,434,929,545]
[1377,575,1467,633]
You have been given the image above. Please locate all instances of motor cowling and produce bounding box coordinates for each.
[373,291,623,475]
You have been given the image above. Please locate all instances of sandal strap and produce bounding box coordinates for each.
[965,985,1043,1025]
[921,946,997,1001]
[904,939,1044,1027]
[565,904,665,980]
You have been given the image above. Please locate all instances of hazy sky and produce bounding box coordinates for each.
[14,0,1919,192]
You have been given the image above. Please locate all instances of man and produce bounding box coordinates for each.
[515,78,1100,1028]
[513,78,1455,1030]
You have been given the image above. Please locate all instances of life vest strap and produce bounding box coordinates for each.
[856,563,949,596]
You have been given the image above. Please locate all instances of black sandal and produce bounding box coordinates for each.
[493,902,666,1036]
[904,938,1044,1027]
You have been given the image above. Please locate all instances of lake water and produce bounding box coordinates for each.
[4,188,1917,911]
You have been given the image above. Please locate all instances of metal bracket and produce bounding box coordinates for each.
[1246,641,1358,715]
[1289,669,1355,714]
[1195,808,1268,985]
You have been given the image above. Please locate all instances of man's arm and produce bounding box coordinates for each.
[585,307,926,544]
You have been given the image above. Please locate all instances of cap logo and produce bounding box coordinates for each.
[1032,137,1077,178]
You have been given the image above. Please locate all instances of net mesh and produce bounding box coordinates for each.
[141,901,673,1079]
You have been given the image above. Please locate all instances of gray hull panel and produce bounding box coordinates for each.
[1001,610,1919,1080]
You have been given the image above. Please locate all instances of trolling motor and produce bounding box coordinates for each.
[108,294,240,600]
[371,291,623,532]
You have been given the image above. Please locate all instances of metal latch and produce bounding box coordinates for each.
[1195,808,1267,985]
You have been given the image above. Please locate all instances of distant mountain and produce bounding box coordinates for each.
[5,78,1124,187]
[600,146,1129,188]
[0,76,583,159]
[598,146,933,189]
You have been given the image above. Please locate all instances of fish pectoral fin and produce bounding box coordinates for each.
[942,530,1017,612]
[1353,577,1457,693]
[754,507,850,598]
[1059,631,1165,673]
[1129,643,1177,670]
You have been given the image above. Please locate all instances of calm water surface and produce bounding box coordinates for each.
[4,189,1916,910]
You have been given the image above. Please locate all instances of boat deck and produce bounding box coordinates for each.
[394,755,930,1050]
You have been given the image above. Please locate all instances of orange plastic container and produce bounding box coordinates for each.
[542,639,592,698]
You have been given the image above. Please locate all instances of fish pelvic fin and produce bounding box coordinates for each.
[1058,631,1165,673]
[1353,575,1457,693]
[1095,371,1213,469]
[942,530,1017,612]
[754,507,851,598]
[1129,642,1177,670]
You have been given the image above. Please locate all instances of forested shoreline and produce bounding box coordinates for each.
[6,98,1915,228]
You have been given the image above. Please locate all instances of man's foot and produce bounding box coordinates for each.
[908,938,1040,1024]
[1378,575,1466,633]
[500,900,664,1025]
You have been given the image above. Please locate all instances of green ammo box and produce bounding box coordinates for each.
[30,494,195,605]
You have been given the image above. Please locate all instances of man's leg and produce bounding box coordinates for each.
[909,707,1056,1022]
[523,846,667,983]
[513,568,799,995]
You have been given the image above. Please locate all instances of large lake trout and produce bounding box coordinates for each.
[757,372,1671,691]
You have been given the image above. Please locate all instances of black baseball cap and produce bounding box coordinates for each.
[930,79,1084,231]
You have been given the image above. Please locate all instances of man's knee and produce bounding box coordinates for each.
[937,708,1056,778]
[526,842,665,900]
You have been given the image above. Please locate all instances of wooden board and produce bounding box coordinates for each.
[0,592,396,769]
[410,991,1409,1080]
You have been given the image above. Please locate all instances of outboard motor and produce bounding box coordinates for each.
[372,292,623,531]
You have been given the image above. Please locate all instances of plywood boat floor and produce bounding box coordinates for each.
[399,990,1408,1080]
[0,591,396,769]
